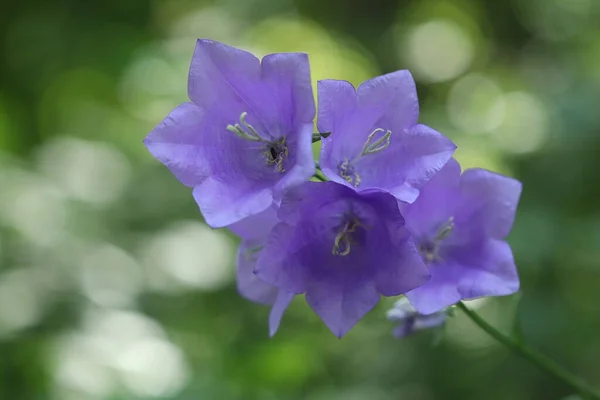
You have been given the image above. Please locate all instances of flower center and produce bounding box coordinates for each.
[263,137,288,173]
[226,111,288,173]
[418,217,454,264]
[336,127,392,188]
[332,217,367,256]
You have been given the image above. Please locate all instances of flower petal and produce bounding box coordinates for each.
[236,240,278,305]
[407,239,519,314]
[305,281,380,338]
[193,177,273,228]
[273,122,316,201]
[404,158,462,239]
[455,239,520,299]
[255,223,309,294]
[317,79,358,135]
[269,290,295,337]
[278,180,352,225]
[405,264,463,315]
[188,39,261,110]
[145,101,278,227]
[228,204,279,241]
[458,169,522,239]
[420,156,462,190]
[189,41,316,143]
[414,313,447,331]
[357,70,419,131]
[144,102,212,187]
[373,238,430,296]
[318,71,428,194]
[318,80,378,183]
[359,191,431,296]
[261,53,315,128]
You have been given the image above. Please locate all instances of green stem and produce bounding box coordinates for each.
[313,171,327,181]
[313,164,328,182]
[457,302,600,400]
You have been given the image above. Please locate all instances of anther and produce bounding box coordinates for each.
[419,242,440,264]
[263,137,288,173]
[338,159,361,187]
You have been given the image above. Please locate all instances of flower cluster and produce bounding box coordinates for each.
[145,40,522,338]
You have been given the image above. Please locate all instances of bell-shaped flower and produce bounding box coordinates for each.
[404,159,522,314]
[317,71,456,203]
[386,297,447,338]
[255,181,429,337]
[228,205,294,336]
[145,40,316,227]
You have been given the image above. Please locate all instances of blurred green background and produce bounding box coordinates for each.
[1,0,600,399]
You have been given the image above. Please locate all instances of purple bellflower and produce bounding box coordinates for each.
[387,297,447,338]
[404,158,522,315]
[144,40,316,228]
[228,206,294,337]
[317,71,456,203]
[254,181,429,338]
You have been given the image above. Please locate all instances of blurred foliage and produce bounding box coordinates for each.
[1,0,600,399]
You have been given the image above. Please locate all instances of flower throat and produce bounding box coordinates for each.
[332,217,367,256]
[419,217,454,264]
[338,128,392,187]
[227,111,288,172]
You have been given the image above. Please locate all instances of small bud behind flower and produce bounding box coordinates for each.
[387,297,448,338]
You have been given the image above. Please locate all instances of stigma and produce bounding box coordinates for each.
[226,112,262,142]
[361,128,392,156]
[332,217,367,256]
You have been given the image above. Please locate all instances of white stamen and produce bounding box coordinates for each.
[361,128,392,155]
[226,112,263,142]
